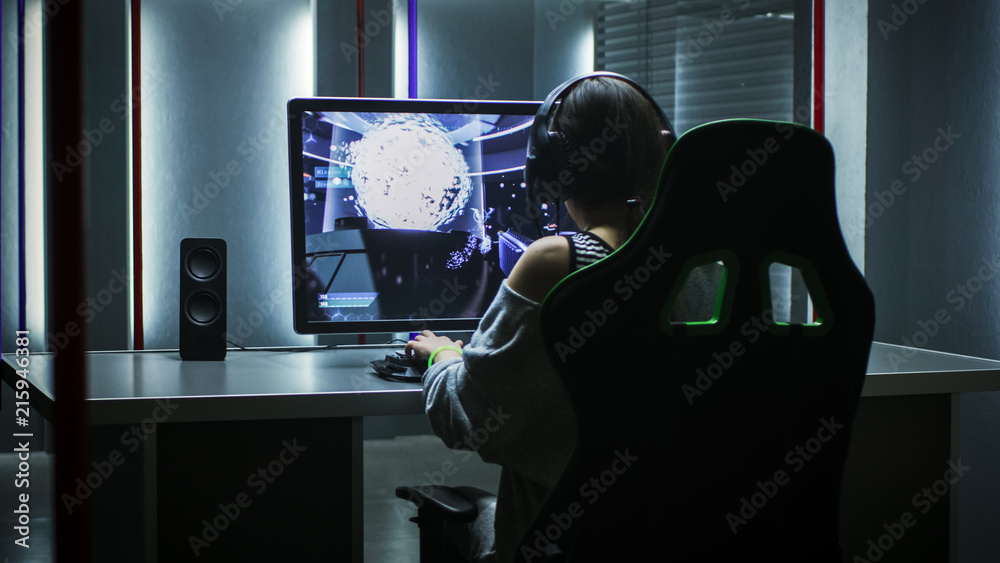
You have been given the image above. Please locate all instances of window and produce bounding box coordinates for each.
[596,0,798,133]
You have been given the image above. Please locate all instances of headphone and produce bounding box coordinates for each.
[523,71,675,236]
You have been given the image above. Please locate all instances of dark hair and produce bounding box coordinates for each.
[553,76,670,242]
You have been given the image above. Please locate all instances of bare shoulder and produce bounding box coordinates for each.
[505,235,571,303]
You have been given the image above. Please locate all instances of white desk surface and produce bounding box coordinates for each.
[863,342,1000,396]
[1,345,421,424]
[3,342,999,424]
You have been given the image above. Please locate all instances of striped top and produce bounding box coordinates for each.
[564,231,615,272]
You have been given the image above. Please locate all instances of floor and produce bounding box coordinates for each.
[364,434,501,562]
[0,434,502,561]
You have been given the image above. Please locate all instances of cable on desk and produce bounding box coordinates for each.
[224,338,409,353]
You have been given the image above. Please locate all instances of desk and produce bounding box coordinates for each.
[846,343,1000,563]
[3,343,999,562]
[1,345,424,562]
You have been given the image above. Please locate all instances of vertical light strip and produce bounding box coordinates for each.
[813,0,825,133]
[408,0,417,98]
[131,0,144,350]
[24,0,46,344]
[392,0,409,98]
[309,0,319,96]
[17,0,26,331]
[812,0,824,323]
[577,13,595,73]
[125,0,134,348]
[293,2,316,95]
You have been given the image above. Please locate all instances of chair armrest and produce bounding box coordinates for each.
[395,485,495,523]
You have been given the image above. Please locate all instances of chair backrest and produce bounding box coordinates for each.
[522,120,875,562]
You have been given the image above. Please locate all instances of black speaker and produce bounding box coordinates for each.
[179,238,227,360]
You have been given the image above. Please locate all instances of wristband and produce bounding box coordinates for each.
[428,345,463,369]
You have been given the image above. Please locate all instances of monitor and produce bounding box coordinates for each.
[287,97,548,335]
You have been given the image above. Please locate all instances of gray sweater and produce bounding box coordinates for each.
[423,281,572,562]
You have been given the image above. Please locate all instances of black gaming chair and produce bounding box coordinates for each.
[399,119,875,563]
[520,119,875,561]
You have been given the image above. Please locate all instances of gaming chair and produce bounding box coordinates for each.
[520,118,875,561]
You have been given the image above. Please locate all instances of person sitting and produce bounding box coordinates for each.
[405,74,703,562]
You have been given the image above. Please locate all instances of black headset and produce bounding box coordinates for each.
[523,71,675,236]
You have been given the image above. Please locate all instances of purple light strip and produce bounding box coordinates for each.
[408,0,417,98]
[17,0,26,330]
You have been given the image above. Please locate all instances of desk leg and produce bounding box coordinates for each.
[85,424,147,560]
[143,429,157,562]
[840,394,952,562]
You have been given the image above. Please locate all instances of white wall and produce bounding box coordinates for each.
[141,0,314,348]
[415,0,535,100]
[824,0,867,272]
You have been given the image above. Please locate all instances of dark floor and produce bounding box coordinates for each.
[0,435,501,562]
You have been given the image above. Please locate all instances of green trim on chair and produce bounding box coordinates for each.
[659,250,738,336]
[759,250,834,337]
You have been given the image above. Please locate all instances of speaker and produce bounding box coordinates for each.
[179,238,227,360]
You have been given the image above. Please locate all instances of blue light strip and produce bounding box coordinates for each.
[17,0,26,331]
[408,0,417,98]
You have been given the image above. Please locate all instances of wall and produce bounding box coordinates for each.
[316,0,393,98]
[866,1,1000,560]
[2,0,46,354]
[140,0,314,349]
[0,0,592,355]
[824,0,867,271]
[532,0,595,99]
[0,0,129,355]
[415,0,535,101]
[81,1,131,352]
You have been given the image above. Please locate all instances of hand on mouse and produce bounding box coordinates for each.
[405,330,464,364]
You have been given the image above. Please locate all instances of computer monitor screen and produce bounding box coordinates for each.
[287,97,545,335]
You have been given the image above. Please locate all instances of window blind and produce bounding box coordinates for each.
[596,0,796,134]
